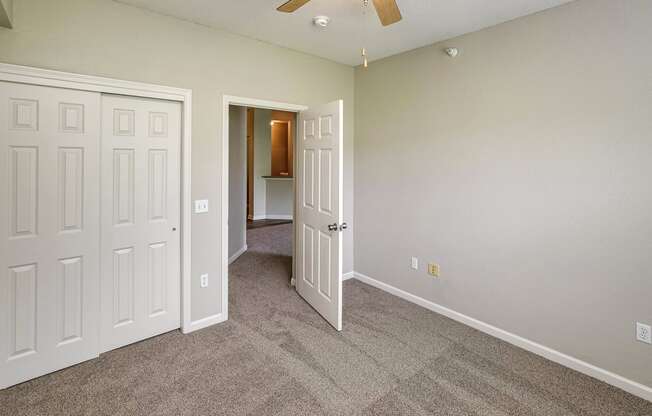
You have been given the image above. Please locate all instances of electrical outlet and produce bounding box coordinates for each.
[200,274,209,288]
[411,257,419,270]
[428,263,440,277]
[636,322,652,344]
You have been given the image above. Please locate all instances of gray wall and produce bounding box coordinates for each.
[354,0,652,388]
[228,106,246,259]
[252,108,271,218]
[0,0,355,323]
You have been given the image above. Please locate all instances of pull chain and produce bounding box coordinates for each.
[362,0,369,68]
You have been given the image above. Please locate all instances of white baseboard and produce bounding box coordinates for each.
[252,214,293,221]
[351,271,652,402]
[228,244,247,264]
[342,271,354,281]
[267,214,293,220]
[182,312,227,334]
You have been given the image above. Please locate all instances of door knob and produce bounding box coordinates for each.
[328,223,338,231]
[339,223,348,231]
[172,227,177,231]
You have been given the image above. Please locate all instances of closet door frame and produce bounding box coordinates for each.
[0,62,196,334]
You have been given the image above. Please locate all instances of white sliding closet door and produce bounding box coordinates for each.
[0,81,101,389]
[100,95,181,352]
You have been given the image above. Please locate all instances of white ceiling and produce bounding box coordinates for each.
[116,0,574,66]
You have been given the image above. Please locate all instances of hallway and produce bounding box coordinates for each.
[229,222,295,322]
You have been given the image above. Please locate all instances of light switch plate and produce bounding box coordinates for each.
[636,322,652,344]
[200,274,209,288]
[411,257,419,270]
[194,199,209,213]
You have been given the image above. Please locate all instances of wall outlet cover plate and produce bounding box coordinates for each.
[636,322,652,344]
[200,274,209,288]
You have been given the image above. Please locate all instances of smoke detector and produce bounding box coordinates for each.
[313,15,330,28]
[445,47,459,58]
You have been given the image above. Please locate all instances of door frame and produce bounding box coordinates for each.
[0,62,195,333]
[221,95,307,317]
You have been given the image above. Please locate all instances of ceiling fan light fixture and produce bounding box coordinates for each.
[312,15,330,28]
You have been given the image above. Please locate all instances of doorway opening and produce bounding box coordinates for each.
[229,105,297,282]
[222,95,345,331]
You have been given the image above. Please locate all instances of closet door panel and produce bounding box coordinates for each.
[0,81,101,389]
[100,95,181,352]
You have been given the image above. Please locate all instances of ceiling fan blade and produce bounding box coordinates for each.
[277,0,311,13]
[372,0,402,26]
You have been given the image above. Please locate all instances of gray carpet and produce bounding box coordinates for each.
[1,223,650,415]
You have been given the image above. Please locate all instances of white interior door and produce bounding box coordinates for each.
[295,100,344,330]
[0,81,101,388]
[100,95,181,352]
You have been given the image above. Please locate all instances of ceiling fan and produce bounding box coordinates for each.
[277,0,402,26]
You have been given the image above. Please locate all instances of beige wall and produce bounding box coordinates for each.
[0,0,355,322]
[354,0,652,388]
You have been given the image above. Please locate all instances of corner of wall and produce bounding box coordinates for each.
[0,0,13,29]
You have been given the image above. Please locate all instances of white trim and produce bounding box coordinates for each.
[224,95,308,113]
[342,271,354,281]
[185,313,227,333]
[222,95,308,334]
[0,62,189,101]
[351,271,652,402]
[180,91,193,336]
[0,63,194,335]
[229,245,248,264]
